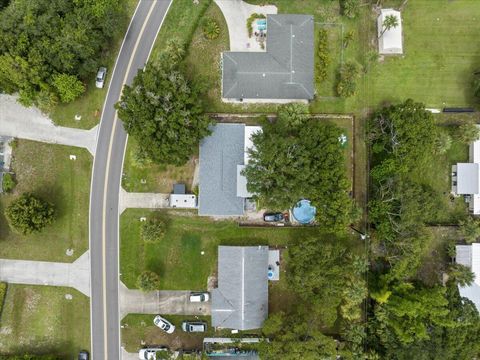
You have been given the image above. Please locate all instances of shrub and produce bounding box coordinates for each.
[0,282,7,317]
[136,271,161,292]
[455,121,480,143]
[246,13,266,38]
[316,29,330,81]
[336,61,360,98]
[459,217,480,243]
[52,73,85,103]
[5,193,55,234]
[343,30,354,48]
[141,217,167,243]
[340,0,359,19]
[202,17,220,40]
[2,173,16,193]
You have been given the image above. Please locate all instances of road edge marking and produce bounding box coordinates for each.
[101,1,157,358]
[88,0,142,356]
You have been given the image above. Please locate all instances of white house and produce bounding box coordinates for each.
[455,243,480,312]
[377,9,403,55]
[452,132,480,214]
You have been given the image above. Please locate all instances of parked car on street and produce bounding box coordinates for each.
[263,212,284,222]
[138,347,168,360]
[95,67,107,88]
[181,321,207,333]
[153,315,175,334]
[189,291,210,302]
[78,350,89,360]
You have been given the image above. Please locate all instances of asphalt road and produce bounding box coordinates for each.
[89,1,172,359]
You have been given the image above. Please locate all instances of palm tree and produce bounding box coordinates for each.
[379,14,399,39]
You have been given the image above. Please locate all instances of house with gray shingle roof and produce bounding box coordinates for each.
[221,14,314,102]
[211,246,269,330]
[198,124,261,217]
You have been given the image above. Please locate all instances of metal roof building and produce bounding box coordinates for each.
[211,246,269,330]
[456,243,480,312]
[222,14,314,102]
[377,9,403,55]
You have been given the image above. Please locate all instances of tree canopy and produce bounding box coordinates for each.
[5,193,55,234]
[0,0,125,110]
[243,104,355,231]
[116,41,212,166]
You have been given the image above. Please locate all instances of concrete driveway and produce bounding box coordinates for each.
[0,251,90,296]
[0,94,98,155]
[119,188,169,214]
[119,282,210,318]
[214,0,277,51]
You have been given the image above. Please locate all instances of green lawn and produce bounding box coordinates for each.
[120,209,320,290]
[50,0,139,129]
[370,0,480,108]
[0,140,91,262]
[122,137,196,193]
[0,285,90,358]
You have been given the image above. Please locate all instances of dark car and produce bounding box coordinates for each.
[263,212,284,222]
[78,350,89,360]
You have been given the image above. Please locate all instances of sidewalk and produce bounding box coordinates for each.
[0,94,98,155]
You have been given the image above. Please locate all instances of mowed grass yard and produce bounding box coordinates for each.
[122,138,196,194]
[0,285,90,357]
[120,209,319,290]
[0,140,91,262]
[50,0,138,129]
[370,0,480,108]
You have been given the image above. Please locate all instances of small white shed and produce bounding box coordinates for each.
[377,9,403,55]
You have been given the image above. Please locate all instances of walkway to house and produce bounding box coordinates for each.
[119,188,170,214]
[214,0,277,51]
[0,94,98,155]
[0,251,90,296]
[119,282,210,318]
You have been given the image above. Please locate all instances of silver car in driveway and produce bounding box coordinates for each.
[95,67,107,88]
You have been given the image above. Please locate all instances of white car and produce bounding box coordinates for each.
[189,291,210,303]
[95,67,107,88]
[153,315,175,334]
[138,348,167,360]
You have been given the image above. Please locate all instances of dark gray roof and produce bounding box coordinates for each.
[222,14,314,100]
[173,183,186,194]
[198,124,245,216]
[212,246,269,330]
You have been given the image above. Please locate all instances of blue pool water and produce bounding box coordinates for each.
[292,199,316,224]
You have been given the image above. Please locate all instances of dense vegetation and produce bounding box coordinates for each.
[0,0,126,111]
[244,103,356,232]
[259,232,368,359]
[367,99,480,358]
[116,40,212,166]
